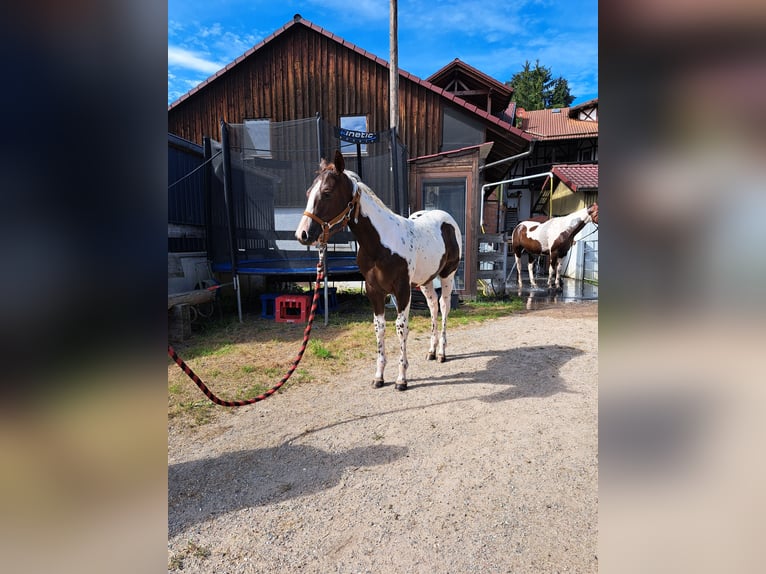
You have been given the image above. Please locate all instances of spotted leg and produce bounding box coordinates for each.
[436,275,455,362]
[372,313,386,388]
[394,302,410,391]
[420,282,440,361]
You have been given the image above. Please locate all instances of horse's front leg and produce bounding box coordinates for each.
[394,300,411,391]
[367,290,387,388]
[372,313,386,387]
[548,255,561,290]
[547,256,556,289]
[419,282,440,361]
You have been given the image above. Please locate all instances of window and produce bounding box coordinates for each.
[578,145,598,162]
[339,115,369,155]
[442,106,483,151]
[243,119,271,159]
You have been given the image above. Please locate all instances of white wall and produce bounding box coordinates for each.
[562,222,598,281]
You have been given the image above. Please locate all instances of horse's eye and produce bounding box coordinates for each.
[321,189,331,198]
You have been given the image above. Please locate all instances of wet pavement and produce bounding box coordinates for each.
[508,277,598,310]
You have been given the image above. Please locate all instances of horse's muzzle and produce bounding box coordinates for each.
[295,215,318,245]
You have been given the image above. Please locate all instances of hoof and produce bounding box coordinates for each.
[394,382,408,391]
[426,351,436,361]
[438,355,446,363]
[372,379,384,388]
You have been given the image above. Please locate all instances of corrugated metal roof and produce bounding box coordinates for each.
[519,104,598,140]
[547,164,599,192]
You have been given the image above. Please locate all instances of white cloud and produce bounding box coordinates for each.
[167,46,225,74]
[199,23,223,38]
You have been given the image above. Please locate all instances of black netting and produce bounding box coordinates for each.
[207,117,408,275]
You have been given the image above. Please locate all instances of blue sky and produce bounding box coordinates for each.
[168,0,597,107]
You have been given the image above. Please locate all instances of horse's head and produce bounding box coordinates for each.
[295,150,359,245]
[588,203,599,224]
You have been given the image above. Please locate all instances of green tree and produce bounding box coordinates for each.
[548,77,574,108]
[507,60,575,110]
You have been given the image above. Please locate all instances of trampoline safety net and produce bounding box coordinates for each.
[207,116,408,278]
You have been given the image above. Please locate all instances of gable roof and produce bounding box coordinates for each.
[518,104,598,140]
[426,58,513,116]
[168,15,531,142]
[546,164,599,192]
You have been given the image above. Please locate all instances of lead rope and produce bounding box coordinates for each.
[167,252,326,407]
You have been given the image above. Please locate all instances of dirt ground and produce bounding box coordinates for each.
[168,301,598,573]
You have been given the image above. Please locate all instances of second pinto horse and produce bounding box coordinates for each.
[511,204,598,289]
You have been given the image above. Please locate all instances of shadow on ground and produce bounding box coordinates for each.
[169,442,408,537]
[408,344,584,402]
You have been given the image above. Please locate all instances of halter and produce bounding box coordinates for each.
[303,173,361,246]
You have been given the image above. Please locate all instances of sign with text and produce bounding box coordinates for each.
[334,127,379,144]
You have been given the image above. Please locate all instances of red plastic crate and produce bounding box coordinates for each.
[275,294,312,323]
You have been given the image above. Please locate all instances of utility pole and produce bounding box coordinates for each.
[389,0,403,213]
[389,0,399,133]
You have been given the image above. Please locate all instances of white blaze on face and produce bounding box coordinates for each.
[295,178,322,242]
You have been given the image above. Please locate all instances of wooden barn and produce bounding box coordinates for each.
[168,14,537,298]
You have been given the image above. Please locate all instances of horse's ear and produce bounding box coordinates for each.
[319,157,329,171]
[334,150,345,173]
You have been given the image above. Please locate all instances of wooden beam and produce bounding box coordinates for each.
[452,89,490,97]
[168,289,215,310]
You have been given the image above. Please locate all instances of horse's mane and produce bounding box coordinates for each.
[344,170,392,214]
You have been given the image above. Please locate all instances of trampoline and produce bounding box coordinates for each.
[211,253,361,281]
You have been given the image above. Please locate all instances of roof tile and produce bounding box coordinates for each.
[520,104,598,140]
[549,164,599,191]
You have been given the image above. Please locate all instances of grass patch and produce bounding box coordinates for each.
[169,293,526,428]
[309,339,334,359]
[181,343,236,360]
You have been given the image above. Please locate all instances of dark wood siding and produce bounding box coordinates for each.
[168,24,444,161]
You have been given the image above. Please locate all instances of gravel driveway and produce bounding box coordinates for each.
[168,302,598,573]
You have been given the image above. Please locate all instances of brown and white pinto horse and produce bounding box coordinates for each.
[295,151,462,391]
[511,203,598,289]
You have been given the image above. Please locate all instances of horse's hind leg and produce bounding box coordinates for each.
[420,282,440,361]
[437,275,455,362]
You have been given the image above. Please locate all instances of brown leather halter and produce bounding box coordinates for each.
[302,174,361,245]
